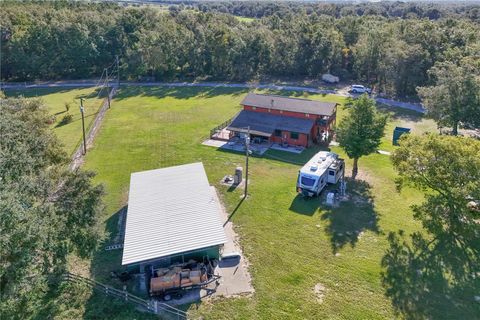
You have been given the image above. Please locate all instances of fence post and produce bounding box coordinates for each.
[154,300,158,314]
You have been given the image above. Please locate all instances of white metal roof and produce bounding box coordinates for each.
[122,162,227,265]
[299,151,339,178]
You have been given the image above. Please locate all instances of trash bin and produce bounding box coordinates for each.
[234,167,243,184]
[393,127,411,145]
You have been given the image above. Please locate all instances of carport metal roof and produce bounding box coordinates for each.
[122,162,227,266]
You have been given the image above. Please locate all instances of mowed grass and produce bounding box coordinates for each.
[5,87,104,155]
[65,86,428,319]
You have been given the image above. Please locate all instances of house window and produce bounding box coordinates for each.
[305,113,310,117]
[268,108,271,112]
[290,132,299,140]
[274,129,282,137]
[279,110,283,114]
[252,106,256,110]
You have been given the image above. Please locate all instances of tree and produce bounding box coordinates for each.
[417,61,480,135]
[383,134,480,318]
[336,94,388,178]
[0,97,104,319]
[391,134,480,249]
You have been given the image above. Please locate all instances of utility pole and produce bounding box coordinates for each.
[244,126,250,198]
[105,68,111,109]
[115,55,120,87]
[79,98,87,155]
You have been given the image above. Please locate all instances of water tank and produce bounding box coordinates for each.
[326,192,335,206]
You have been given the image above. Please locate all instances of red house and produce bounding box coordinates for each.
[227,93,337,148]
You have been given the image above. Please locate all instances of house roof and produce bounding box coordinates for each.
[241,92,337,116]
[122,162,227,266]
[227,110,314,136]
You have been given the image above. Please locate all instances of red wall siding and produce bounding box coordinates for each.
[271,131,308,147]
[243,104,337,145]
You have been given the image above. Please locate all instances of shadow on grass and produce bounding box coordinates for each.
[224,196,245,226]
[377,103,425,123]
[113,86,249,102]
[321,178,380,253]
[289,194,321,216]
[382,231,480,319]
[263,144,330,166]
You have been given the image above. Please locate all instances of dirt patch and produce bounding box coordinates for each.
[314,283,327,303]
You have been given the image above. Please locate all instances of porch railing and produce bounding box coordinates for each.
[210,118,233,138]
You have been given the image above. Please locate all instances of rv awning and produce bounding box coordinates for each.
[227,110,315,136]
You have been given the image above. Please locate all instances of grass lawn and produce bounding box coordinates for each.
[235,16,256,23]
[6,85,472,319]
[39,85,434,319]
[4,87,104,155]
[376,104,437,152]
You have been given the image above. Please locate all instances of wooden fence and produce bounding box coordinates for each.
[62,272,188,320]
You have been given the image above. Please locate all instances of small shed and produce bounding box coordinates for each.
[393,127,411,145]
[122,162,227,271]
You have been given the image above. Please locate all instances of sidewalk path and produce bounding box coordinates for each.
[2,80,425,113]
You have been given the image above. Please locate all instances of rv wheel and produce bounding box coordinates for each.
[163,294,172,301]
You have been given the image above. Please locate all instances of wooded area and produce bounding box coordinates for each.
[1,1,479,99]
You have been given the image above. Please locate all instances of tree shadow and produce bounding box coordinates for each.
[377,103,425,123]
[113,86,249,102]
[321,178,381,253]
[89,205,127,284]
[381,231,480,319]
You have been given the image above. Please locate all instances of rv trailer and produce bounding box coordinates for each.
[296,151,344,197]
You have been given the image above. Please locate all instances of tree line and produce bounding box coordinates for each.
[1,1,479,100]
[0,95,104,319]
[193,0,480,21]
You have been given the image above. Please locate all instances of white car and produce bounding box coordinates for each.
[350,84,372,94]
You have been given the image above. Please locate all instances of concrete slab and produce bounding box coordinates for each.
[209,187,255,298]
[202,139,227,148]
[202,139,269,155]
[270,143,305,154]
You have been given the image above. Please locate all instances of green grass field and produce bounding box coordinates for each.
[5,87,104,155]
[14,86,439,319]
[235,16,256,23]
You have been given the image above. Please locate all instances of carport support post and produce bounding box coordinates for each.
[244,126,250,198]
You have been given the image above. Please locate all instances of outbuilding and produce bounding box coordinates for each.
[227,93,338,147]
[122,162,227,272]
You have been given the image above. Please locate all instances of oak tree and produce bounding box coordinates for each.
[336,94,388,178]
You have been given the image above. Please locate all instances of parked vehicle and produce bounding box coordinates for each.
[149,260,220,300]
[221,252,241,261]
[321,73,339,84]
[296,151,345,197]
[350,84,372,94]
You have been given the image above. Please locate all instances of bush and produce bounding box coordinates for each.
[57,113,73,127]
